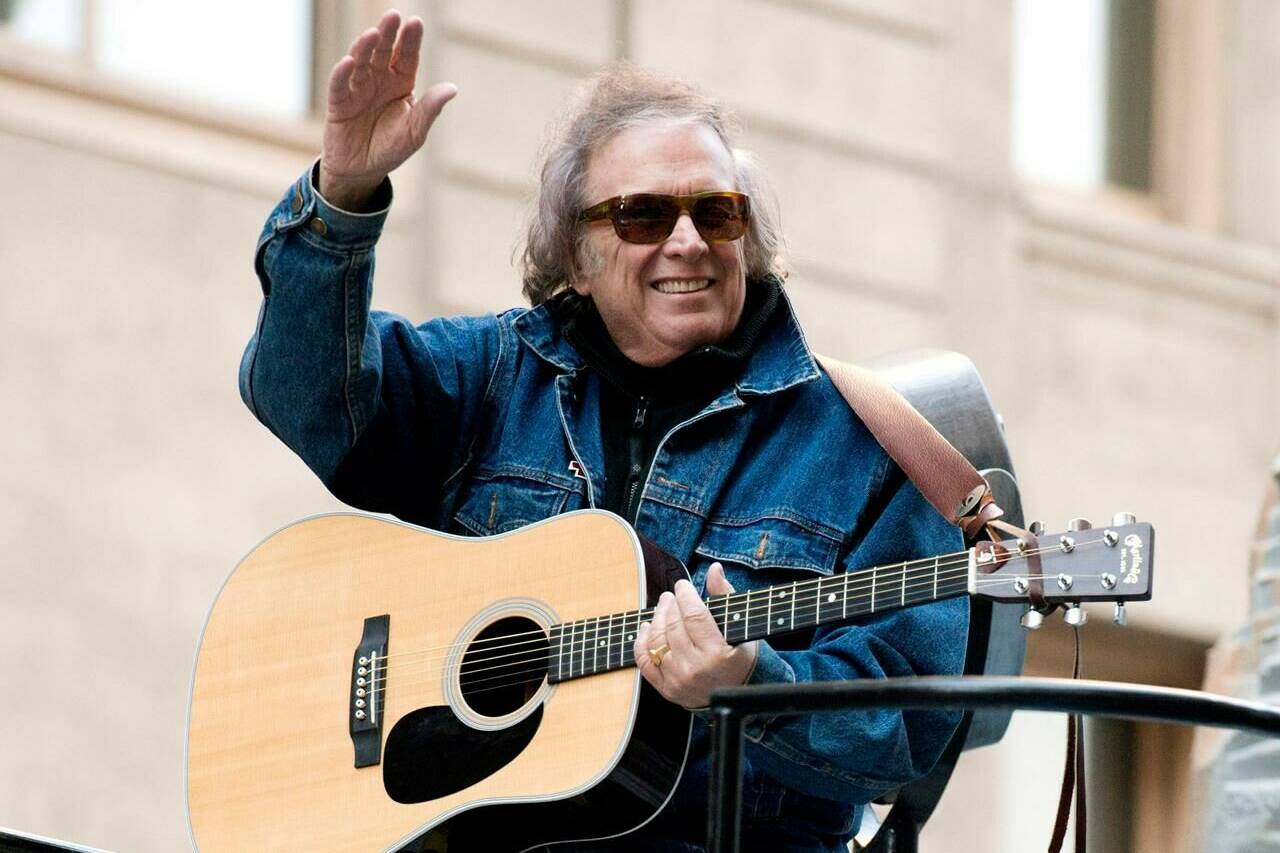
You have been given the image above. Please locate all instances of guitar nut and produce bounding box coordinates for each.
[1101,573,1117,590]
[1057,574,1073,590]
[1059,536,1075,553]
[1103,531,1119,547]
[1013,577,1029,594]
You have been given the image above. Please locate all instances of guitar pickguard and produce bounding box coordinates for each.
[383,704,544,803]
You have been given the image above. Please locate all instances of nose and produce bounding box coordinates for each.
[662,211,708,260]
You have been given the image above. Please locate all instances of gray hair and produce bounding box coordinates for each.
[519,64,786,306]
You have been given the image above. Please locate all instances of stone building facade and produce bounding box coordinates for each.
[1,1,1278,850]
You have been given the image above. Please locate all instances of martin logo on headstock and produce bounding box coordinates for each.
[973,511,1154,630]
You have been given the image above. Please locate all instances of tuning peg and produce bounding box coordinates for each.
[1020,609,1045,630]
[1113,602,1127,626]
[1063,605,1088,627]
[1067,518,1092,531]
[1029,521,1044,536]
[1111,512,1137,527]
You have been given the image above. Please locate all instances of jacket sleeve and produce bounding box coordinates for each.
[740,459,970,803]
[239,165,505,522]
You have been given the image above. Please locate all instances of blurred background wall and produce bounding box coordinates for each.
[1,1,1278,850]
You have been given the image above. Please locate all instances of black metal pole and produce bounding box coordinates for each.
[705,676,1280,853]
[708,707,745,853]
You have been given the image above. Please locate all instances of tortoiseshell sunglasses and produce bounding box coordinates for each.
[578,191,752,244]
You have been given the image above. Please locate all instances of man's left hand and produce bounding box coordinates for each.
[633,562,759,709]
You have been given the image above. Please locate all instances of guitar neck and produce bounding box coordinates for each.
[547,549,974,683]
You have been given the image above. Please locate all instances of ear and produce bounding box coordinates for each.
[569,277,591,297]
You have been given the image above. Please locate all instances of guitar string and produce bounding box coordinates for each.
[357,536,1114,679]
[356,546,977,662]
[360,565,1045,690]
[354,536,1112,672]
[369,576,981,700]
[363,568,1118,698]
[358,536,1103,669]
[361,557,983,684]
[359,565,979,691]
[366,577,989,699]
[362,570,1107,696]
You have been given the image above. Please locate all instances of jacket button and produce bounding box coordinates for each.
[290,192,303,214]
[308,217,328,236]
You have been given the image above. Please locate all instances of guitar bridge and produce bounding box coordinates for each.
[350,614,389,768]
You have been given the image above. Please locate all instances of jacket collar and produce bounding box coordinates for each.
[512,278,821,397]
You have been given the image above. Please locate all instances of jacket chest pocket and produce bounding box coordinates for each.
[693,516,843,650]
[451,468,580,536]
[694,515,841,584]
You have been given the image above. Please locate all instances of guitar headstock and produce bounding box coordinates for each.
[972,513,1154,627]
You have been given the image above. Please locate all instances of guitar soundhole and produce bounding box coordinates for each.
[460,616,549,719]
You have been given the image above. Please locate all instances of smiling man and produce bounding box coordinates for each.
[239,10,968,852]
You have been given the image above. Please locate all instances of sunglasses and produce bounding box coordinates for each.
[578,191,752,244]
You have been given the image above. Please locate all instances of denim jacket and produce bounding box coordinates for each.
[240,170,969,851]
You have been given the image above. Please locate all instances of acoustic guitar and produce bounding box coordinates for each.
[185,509,1153,851]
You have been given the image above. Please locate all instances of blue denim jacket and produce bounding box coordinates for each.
[240,171,969,851]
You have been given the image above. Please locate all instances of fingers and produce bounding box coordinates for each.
[673,579,724,651]
[327,55,357,108]
[408,81,458,146]
[654,590,693,656]
[389,15,424,77]
[369,10,400,71]
[633,620,664,684]
[348,25,380,70]
[705,561,736,595]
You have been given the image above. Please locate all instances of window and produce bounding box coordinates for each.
[1012,0,1155,194]
[0,0,313,118]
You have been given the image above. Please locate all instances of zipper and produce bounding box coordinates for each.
[630,393,744,525]
[623,397,648,523]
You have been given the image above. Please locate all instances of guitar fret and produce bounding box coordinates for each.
[900,562,906,607]
[726,592,747,643]
[610,613,621,671]
[567,620,575,679]
[590,616,599,675]
[789,580,797,631]
[574,619,583,678]
[550,624,560,681]
[933,556,939,600]
[871,567,877,613]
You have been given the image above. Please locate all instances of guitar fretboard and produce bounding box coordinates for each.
[546,554,972,683]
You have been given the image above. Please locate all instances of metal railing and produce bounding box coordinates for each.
[706,676,1280,853]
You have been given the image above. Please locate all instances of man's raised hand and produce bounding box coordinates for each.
[319,9,457,211]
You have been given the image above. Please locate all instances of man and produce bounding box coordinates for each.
[240,9,968,851]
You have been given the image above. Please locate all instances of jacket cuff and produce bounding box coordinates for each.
[271,160,393,250]
[742,641,794,742]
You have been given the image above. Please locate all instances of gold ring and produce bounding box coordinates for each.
[648,643,671,667]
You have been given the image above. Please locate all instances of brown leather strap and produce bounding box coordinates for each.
[1048,628,1087,853]
[819,354,1088,850]
[816,355,1000,534]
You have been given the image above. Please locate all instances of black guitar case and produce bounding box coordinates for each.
[857,349,1028,852]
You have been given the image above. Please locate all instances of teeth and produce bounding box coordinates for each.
[653,279,711,294]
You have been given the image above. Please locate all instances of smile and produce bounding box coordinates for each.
[652,278,713,294]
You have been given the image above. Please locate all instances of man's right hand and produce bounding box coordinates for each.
[319,9,457,211]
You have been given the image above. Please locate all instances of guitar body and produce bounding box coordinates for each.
[187,510,691,852]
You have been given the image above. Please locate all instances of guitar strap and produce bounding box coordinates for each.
[815,354,1085,853]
